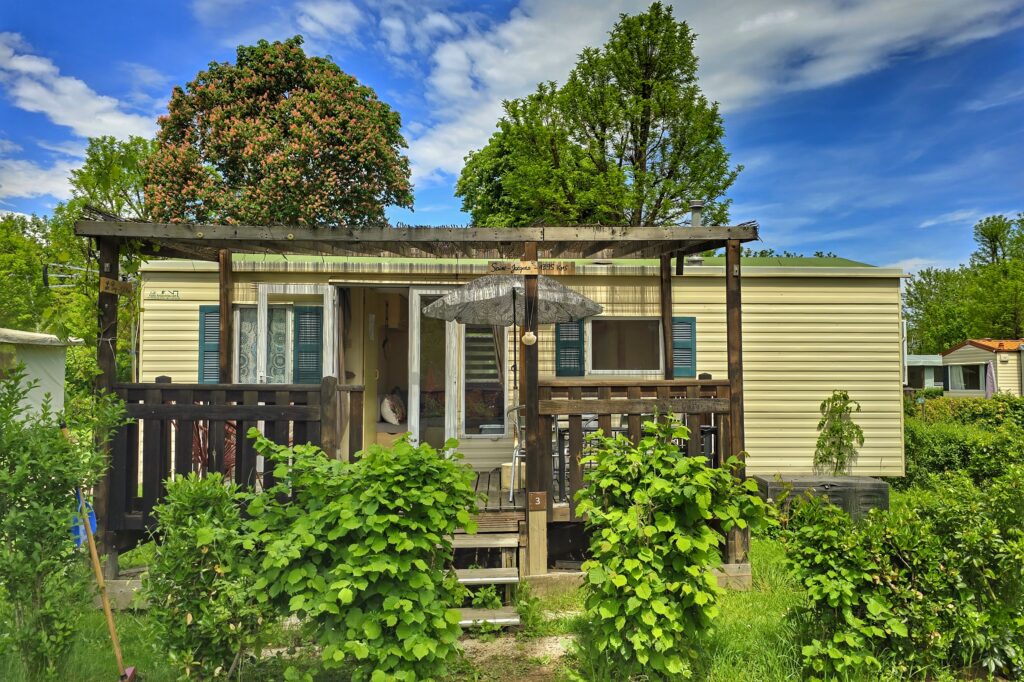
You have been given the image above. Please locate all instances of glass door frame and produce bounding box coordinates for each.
[407,287,458,446]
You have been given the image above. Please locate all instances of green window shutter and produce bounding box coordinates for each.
[672,317,697,378]
[555,320,585,377]
[293,306,324,384]
[198,305,220,384]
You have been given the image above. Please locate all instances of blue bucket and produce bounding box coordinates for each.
[71,491,97,548]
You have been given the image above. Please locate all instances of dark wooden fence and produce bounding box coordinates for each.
[107,375,363,546]
[538,375,731,519]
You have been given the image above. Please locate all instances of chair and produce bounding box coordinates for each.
[507,405,525,502]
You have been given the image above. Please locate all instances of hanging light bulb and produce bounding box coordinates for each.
[522,330,537,346]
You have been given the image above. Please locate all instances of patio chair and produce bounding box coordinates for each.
[507,405,525,502]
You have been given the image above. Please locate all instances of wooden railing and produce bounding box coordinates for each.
[107,376,363,543]
[538,376,732,519]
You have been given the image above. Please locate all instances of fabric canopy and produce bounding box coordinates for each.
[422,274,602,325]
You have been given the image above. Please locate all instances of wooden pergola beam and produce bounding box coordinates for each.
[74,221,759,260]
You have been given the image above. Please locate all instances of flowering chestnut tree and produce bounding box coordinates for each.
[147,36,413,226]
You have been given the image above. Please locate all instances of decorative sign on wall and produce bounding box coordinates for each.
[146,289,181,300]
[487,261,576,276]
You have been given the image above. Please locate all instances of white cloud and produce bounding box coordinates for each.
[0,156,76,201]
[36,139,87,158]
[0,33,155,139]
[919,208,982,228]
[0,137,21,154]
[403,0,1024,184]
[296,0,364,41]
[882,257,961,273]
[963,69,1024,111]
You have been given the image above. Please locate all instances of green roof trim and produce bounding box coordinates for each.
[230,254,874,268]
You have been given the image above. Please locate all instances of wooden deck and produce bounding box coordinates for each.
[465,469,526,535]
[474,468,526,512]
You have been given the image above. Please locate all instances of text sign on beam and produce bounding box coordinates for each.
[487,261,576,276]
[99,277,134,296]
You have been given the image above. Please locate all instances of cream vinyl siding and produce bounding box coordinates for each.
[139,260,905,476]
[942,346,993,397]
[995,352,1021,395]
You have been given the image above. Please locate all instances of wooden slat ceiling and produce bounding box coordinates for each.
[75,221,759,262]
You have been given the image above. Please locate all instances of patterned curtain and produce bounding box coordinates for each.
[238,308,259,382]
[266,307,289,383]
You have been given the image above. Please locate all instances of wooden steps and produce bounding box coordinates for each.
[452,532,520,549]
[458,606,520,627]
[456,567,519,585]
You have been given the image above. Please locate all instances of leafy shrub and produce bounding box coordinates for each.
[814,390,864,475]
[0,368,122,678]
[570,418,770,680]
[784,468,1024,679]
[918,393,1024,428]
[248,433,479,682]
[899,417,1024,489]
[144,472,270,679]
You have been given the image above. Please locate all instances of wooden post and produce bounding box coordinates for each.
[95,236,120,578]
[725,238,749,563]
[660,254,674,380]
[218,250,233,384]
[522,241,547,575]
[319,375,340,458]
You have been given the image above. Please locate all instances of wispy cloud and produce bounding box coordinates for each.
[963,69,1024,111]
[919,208,983,228]
[0,32,155,139]
[882,257,963,273]
[0,156,76,200]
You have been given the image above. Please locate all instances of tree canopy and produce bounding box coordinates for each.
[905,213,1024,354]
[456,3,740,227]
[146,36,413,226]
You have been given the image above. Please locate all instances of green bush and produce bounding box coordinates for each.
[569,418,770,681]
[248,433,479,682]
[900,417,1024,489]
[144,472,270,679]
[784,468,1024,679]
[0,368,122,678]
[918,393,1024,428]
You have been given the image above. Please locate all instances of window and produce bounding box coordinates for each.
[554,316,698,377]
[907,366,926,389]
[463,325,506,436]
[200,305,323,385]
[591,319,662,373]
[238,306,290,383]
[947,364,985,391]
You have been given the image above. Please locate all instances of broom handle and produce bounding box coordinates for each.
[78,487,127,676]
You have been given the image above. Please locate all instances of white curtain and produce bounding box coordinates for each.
[948,365,965,391]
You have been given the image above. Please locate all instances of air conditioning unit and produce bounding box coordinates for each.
[752,475,889,521]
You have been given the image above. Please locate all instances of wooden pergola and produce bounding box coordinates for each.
[77,210,758,575]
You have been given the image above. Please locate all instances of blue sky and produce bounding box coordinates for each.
[1,0,1022,270]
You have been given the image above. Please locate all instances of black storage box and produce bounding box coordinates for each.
[752,475,890,521]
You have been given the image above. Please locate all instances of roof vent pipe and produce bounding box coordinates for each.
[689,199,704,228]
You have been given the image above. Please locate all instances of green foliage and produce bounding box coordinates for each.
[900,416,1024,489]
[0,213,50,332]
[814,390,865,475]
[71,136,156,220]
[0,368,123,679]
[513,580,545,638]
[784,468,1024,679]
[917,392,1024,428]
[147,35,412,227]
[144,473,270,679]
[570,418,770,680]
[247,433,479,681]
[905,212,1024,354]
[456,2,739,228]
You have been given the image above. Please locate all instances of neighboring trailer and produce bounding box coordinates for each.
[0,328,78,413]
[136,256,906,477]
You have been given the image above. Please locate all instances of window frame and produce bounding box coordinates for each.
[585,316,665,377]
